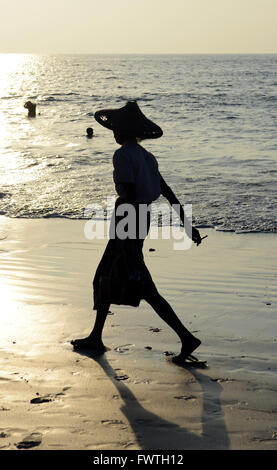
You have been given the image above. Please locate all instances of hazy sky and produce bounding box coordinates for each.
[0,0,277,54]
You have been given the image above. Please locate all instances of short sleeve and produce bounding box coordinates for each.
[113,149,135,184]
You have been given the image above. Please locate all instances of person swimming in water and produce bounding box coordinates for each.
[86,127,94,138]
[24,101,36,118]
[71,101,203,365]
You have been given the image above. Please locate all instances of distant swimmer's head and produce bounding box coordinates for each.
[24,101,36,118]
[86,127,94,138]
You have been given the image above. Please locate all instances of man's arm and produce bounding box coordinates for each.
[160,173,201,245]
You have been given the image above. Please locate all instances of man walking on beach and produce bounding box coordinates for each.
[71,101,202,365]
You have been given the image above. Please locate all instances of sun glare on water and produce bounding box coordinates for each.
[0,54,42,184]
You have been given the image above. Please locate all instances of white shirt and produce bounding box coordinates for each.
[113,141,161,203]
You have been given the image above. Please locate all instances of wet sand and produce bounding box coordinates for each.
[0,216,276,450]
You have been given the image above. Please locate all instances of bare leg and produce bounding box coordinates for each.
[144,291,201,360]
[71,304,110,351]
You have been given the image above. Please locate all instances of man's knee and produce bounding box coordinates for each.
[143,285,160,304]
[97,303,110,314]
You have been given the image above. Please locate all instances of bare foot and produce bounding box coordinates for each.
[71,336,106,352]
[172,336,201,364]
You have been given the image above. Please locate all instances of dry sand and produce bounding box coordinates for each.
[0,216,276,450]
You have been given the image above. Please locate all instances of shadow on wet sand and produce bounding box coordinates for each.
[75,350,230,450]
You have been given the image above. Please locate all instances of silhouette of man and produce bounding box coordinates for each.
[24,101,36,118]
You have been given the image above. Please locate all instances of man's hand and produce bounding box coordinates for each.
[192,227,201,246]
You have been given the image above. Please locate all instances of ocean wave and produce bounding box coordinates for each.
[1,95,22,100]
[265,95,277,102]
[26,162,39,168]
[2,212,276,234]
[40,93,79,103]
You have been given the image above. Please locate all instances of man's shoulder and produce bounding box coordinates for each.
[113,146,123,156]
[113,143,133,157]
[113,146,127,163]
[113,143,157,163]
[113,145,133,169]
[143,148,158,167]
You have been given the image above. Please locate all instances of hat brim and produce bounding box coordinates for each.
[94,101,163,139]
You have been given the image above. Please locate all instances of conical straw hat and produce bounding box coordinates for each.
[94,101,163,139]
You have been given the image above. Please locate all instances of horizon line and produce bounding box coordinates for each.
[1,52,277,55]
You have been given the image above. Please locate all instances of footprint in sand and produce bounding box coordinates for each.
[30,395,52,404]
[211,377,234,383]
[30,387,71,404]
[174,395,197,401]
[16,432,42,449]
[114,344,134,354]
[114,374,129,381]
[101,419,124,425]
[101,420,128,431]
[133,379,151,385]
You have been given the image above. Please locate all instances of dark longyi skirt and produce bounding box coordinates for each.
[93,199,157,310]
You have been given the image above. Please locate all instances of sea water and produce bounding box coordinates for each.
[0,53,276,232]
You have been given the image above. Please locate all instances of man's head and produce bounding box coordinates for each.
[94,101,163,141]
[113,130,136,145]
